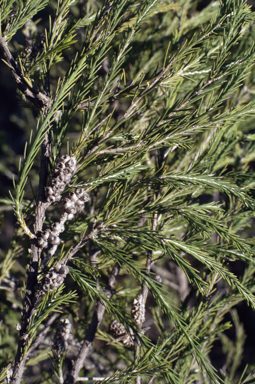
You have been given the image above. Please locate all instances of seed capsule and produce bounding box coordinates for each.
[49,282,56,290]
[62,168,73,177]
[75,188,89,202]
[41,263,69,294]
[46,186,55,196]
[58,265,69,275]
[69,192,79,202]
[55,275,64,284]
[37,237,48,249]
[109,320,134,348]
[57,162,66,170]
[16,323,21,331]
[63,198,73,207]
[41,229,50,240]
[53,168,61,177]
[51,222,65,233]
[65,157,76,170]
[54,194,62,202]
[45,154,77,203]
[52,318,72,357]
[48,271,58,280]
[122,334,134,347]
[61,154,71,163]
[54,262,62,272]
[48,233,61,245]
[109,320,126,337]
[64,205,77,214]
[75,200,84,210]
[47,195,56,203]
[131,294,145,325]
[57,175,65,183]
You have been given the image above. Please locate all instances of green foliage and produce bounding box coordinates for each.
[1,0,255,383]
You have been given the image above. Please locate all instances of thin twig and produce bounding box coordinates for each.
[81,113,112,143]
[80,130,113,161]
[10,188,50,384]
[147,375,155,384]
[157,73,226,127]
[117,57,176,123]
[10,100,51,384]
[62,225,104,265]
[0,36,50,110]
[64,264,120,384]
[134,215,158,384]
[141,214,158,310]
[72,377,106,382]
[135,148,163,384]
[96,142,143,155]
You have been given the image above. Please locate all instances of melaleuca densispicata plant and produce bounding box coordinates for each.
[1,0,255,383]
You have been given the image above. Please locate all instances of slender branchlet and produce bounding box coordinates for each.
[0,36,50,110]
[64,264,120,384]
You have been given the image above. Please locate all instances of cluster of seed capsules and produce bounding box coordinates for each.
[131,294,145,325]
[109,319,134,348]
[37,225,62,249]
[37,154,90,294]
[45,154,77,204]
[52,318,72,358]
[38,189,89,253]
[63,188,90,218]
[109,294,145,348]
[37,153,89,253]
[40,262,69,294]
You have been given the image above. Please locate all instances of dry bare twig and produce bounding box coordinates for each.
[0,36,50,110]
[64,263,120,384]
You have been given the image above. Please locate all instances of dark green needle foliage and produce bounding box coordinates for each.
[1,0,255,383]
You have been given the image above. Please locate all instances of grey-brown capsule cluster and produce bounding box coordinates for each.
[38,154,90,257]
[109,319,126,337]
[41,262,69,293]
[109,319,134,348]
[131,294,145,325]
[109,294,146,348]
[63,188,90,219]
[37,227,62,249]
[52,318,72,358]
[37,219,66,250]
[45,155,77,203]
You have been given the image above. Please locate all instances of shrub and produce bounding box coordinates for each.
[1,0,255,383]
